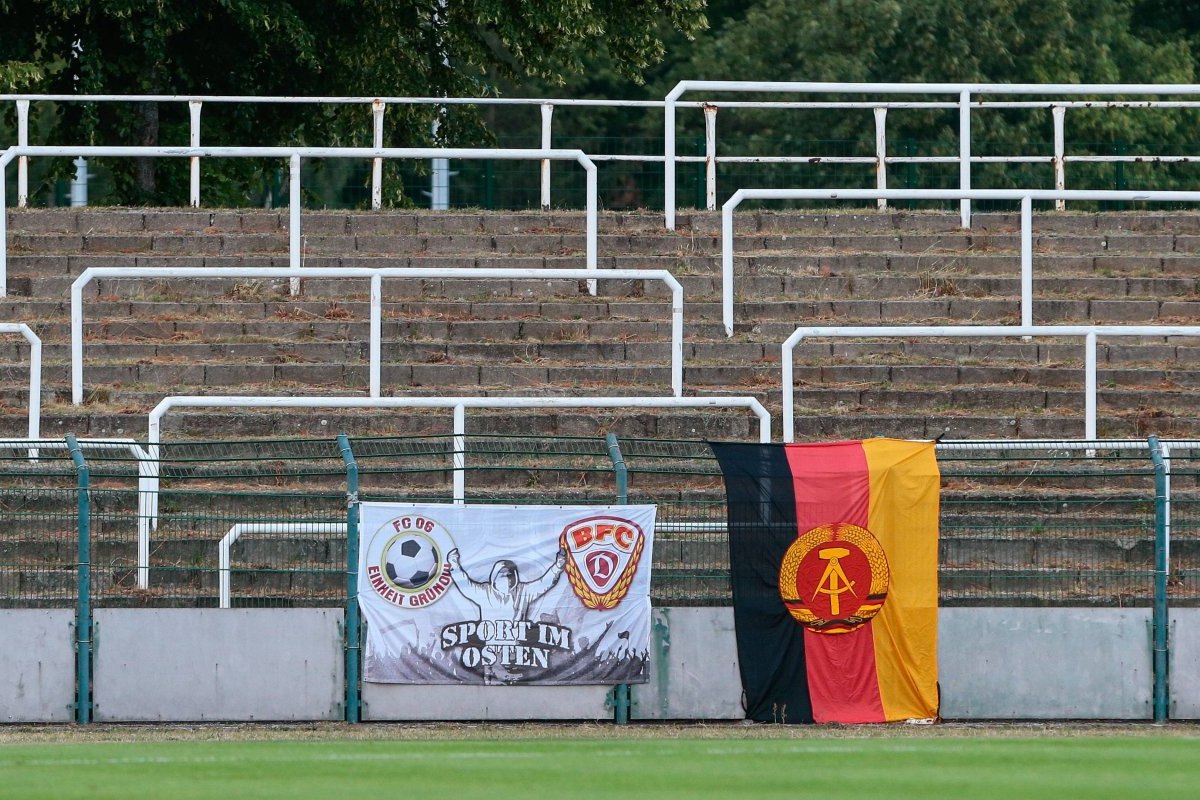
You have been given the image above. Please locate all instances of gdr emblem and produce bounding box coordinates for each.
[778,522,890,634]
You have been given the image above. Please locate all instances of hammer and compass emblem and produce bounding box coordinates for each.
[778,523,890,634]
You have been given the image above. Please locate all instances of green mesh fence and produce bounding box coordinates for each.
[0,434,1183,610]
[350,434,618,505]
[81,438,348,609]
[0,441,80,608]
[618,438,1164,608]
[1166,442,1200,606]
[618,438,730,607]
[936,442,1159,607]
[58,434,620,609]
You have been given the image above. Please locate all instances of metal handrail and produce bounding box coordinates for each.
[0,145,598,298]
[14,84,1200,227]
[781,324,1200,443]
[720,187,1200,338]
[70,265,685,403]
[147,393,772,590]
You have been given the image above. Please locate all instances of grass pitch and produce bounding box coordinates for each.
[1,723,1198,800]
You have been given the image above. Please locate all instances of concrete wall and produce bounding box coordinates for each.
[92,608,343,722]
[5,606,1185,722]
[632,607,1157,720]
[632,607,743,720]
[1169,608,1200,720]
[362,683,612,721]
[938,608,1153,720]
[0,609,76,723]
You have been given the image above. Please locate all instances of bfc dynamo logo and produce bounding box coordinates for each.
[559,515,646,610]
[367,513,455,608]
[778,522,890,634]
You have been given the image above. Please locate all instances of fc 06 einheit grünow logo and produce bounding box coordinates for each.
[367,513,456,608]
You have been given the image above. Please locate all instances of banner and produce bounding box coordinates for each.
[711,439,940,724]
[358,502,656,685]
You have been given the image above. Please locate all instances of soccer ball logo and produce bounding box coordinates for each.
[383,532,441,591]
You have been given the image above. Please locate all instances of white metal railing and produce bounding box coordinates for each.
[664,81,1200,229]
[218,522,346,609]
[70,265,685,403]
[147,393,772,591]
[0,145,598,298]
[4,95,659,209]
[0,323,42,441]
[781,325,1200,443]
[13,85,1200,229]
[720,187,1200,338]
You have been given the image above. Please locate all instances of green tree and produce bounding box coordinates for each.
[0,0,706,203]
[664,0,1198,194]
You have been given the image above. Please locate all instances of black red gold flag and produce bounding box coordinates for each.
[711,439,940,724]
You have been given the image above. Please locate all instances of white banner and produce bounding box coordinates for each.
[359,502,656,685]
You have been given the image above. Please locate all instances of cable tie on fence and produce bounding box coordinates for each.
[346,491,359,507]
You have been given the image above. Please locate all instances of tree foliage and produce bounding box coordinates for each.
[678,0,1198,153]
[0,0,706,203]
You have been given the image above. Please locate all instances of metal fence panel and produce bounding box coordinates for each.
[937,442,1159,607]
[620,439,1161,608]
[0,444,81,609]
[351,433,618,504]
[0,436,1181,611]
[1167,444,1200,608]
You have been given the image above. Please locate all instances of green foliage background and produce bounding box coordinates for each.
[4,0,1200,207]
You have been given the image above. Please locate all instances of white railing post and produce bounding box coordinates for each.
[720,188,1200,338]
[722,190,739,337]
[959,89,972,228]
[371,99,385,210]
[704,104,718,211]
[16,100,29,208]
[581,154,598,295]
[71,274,84,404]
[540,103,554,211]
[24,326,40,442]
[289,153,301,295]
[1021,195,1033,327]
[74,264,671,407]
[874,107,888,209]
[782,325,1200,443]
[1085,331,1098,441]
[0,324,41,442]
[189,100,202,207]
[369,274,381,397]
[453,403,466,504]
[0,149,10,297]
[664,84,684,230]
[1053,105,1066,211]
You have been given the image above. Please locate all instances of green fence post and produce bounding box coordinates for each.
[338,433,362,723]
[1148,435,1169,723]
[606,433,628,506]
[605,433,631,724]
[65,433,91,725]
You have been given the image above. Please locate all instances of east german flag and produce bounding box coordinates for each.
[710,438,940,724]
